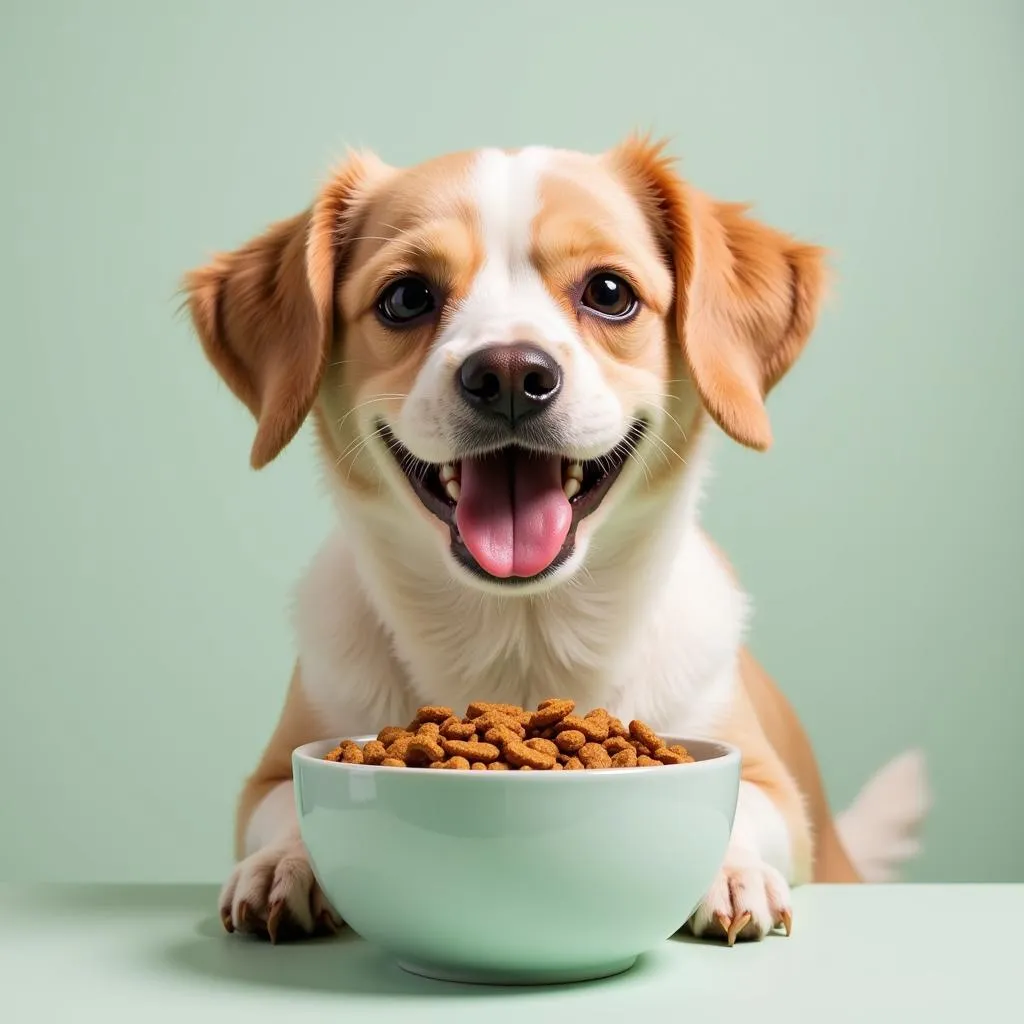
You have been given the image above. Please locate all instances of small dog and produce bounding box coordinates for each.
[185,137,929,944]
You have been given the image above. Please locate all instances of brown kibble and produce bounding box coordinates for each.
[466,701,525,719]
[377,726,408,747]
[505,740,557,770]
[524,737,559,758]
[361,741,388,765]
[440,717,476,740]
[555,729,587,753]
[442,739,501,764]
[607,717,629,738]
[483,724,522,748]
[327,701,693,773]
[529,699,575,728]
[630,720,663,753]
[386,734,414,760]
[603,736,632,755]
[406,736,445,764]
[610,746,638,768]
[579,742,612,769]
[654,747,689,765]
[474,712,527,738]
[416,705,454,724]
[555,715,609,743]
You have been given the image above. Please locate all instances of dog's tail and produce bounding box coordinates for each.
[834,749,931,882]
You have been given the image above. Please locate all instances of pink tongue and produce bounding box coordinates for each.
[455,451,572,578]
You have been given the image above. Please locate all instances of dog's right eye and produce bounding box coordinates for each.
[377,277,437,325]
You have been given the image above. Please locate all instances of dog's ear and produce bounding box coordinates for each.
[610,137,827,450]
[183,152,388,469]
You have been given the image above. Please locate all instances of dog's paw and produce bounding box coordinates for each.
[218,840,343,943]
[687,857,792,945]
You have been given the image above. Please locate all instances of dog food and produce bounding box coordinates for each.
[323,699,694,770]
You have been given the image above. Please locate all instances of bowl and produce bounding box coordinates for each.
[293,735,740,985]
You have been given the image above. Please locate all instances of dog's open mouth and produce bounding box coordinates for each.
[379,421,646,583]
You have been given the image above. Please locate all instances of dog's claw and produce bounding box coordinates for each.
[317,909,339,935]
[780,910,792,937]
[220,910,234,934]
[266,900,284,945]
[237,900,251,930]
[715,912,732,938]
[727,911,752,946]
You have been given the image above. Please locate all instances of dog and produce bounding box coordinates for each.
[184,136,929,945]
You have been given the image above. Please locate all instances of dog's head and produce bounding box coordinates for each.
[184,139,825,591]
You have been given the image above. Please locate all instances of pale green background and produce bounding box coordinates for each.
[1,0,1021,884]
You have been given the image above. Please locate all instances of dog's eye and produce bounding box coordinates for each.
[580,273,638,320]
[377,277,437,324]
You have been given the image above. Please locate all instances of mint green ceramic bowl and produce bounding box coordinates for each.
[293,735,739,986]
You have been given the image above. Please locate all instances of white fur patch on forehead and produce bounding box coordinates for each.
[471,147,552,267]
[455,146,574,347]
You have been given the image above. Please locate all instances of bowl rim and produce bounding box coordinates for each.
[293,735,740,778]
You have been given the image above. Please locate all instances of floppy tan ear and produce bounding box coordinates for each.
[183,152,386,469]
[611,137,828,450]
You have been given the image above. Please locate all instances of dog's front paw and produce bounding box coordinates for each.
[218,840,342,943]
[687,856,792,945]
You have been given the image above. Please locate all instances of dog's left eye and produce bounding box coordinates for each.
[580,273,638,320]
[377,276,437,325]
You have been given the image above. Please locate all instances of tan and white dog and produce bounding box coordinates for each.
[184,137,929,945]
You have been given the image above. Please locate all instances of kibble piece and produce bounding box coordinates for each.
[442,739,500,764]
[607,716,629,739]
[362,740,388,765]
[578,742,613,769]
[406,736,445,764]
[529,699,575,728]
[446,756,472,770]
[524,737,559,759]
[550,762,564,771]
[654,747,689,765]
[380,757,406,767]
[474,712,527,738]
[563,756,584,771]
[610,747,638,768]
[416,722,442,740]
[466,701,525,719]
[636,755,664,767]
[486,761,509,770]
[603,736,633,755]
[441,718,476,740]
[386,734,414,760]
[416,705,455,724]
[555,729,587,754]
[505,740,557,770]
[377,726,408,747]
[555,715,608,743]
[518,765,534,772]
[471,761,487,771]
[630,720,663,753]
[483,724,522,748]
[428,759,448,769]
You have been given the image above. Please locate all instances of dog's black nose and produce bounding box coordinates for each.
[457,343,563,426]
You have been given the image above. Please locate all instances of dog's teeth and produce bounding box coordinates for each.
[566,461,583,482]
[445,479,461,502]
[563,478,581,500]
[440,463,458,484]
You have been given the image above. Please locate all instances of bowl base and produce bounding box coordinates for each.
[396,954,638,986]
